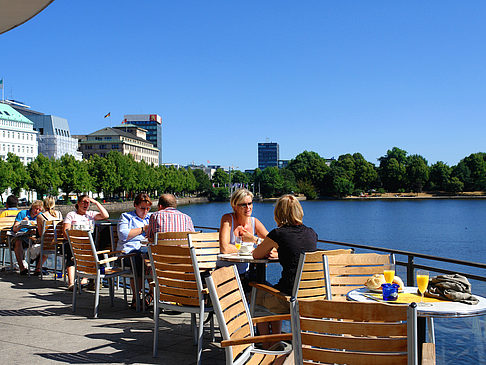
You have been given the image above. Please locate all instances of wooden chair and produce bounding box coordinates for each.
[148,240,213,365]
[290,298,435,364]
[55,223,67,283]
[66,229,130,318]
[187,232,220,272]
[205,266,293,365]
[324,252,395,300]
[249,249,353,316]
[39,220,64,280]
[0,216,16,267]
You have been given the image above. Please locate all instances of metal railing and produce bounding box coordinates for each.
[195,225,486,287]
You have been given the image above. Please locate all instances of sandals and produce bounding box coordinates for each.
[144,292,154,308]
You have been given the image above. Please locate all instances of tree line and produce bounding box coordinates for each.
[1,147,485,202]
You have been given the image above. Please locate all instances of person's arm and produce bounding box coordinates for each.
[63,222,71,240]
[90,198,109,220]
[219,213,237,254]
[118,213,146,242]
[252,236,278,259]
[36,214,46,236]
[145,214,155,241]
[12,220,21,233]
[240,218,268,244]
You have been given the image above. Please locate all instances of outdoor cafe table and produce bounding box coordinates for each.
[347,286,486,360]
[217,253,279,283]
[6,225,37,272]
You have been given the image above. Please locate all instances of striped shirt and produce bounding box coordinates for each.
[146,207,195,240]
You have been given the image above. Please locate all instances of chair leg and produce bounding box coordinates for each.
[210,312,215,342]
[427,317,435,343]
[153,300,159,357]
[191,313,197,345]
[94,274,100,318]
[123,277,128,303]
[72,275,77,312]
[197,307,204,365]
[109,277,114,307]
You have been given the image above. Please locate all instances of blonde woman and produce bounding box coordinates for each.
[32,197,63,275]
[253,194,317,341]
[218,189,268,286]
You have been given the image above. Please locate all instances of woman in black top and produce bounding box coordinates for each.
[252,194,317,342]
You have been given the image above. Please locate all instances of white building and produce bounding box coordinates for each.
[0,102,38,164]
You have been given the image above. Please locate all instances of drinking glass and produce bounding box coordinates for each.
[235,236,242,252]
[384,264,395,284]
[416,269,431,306]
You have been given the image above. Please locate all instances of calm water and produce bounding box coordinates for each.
[114,199,486,363]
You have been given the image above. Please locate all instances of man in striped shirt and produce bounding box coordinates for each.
[146,194,195,241]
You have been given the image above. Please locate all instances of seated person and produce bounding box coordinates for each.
[117,193,152,308]
[63,195,109,290]
[0,195,21,218]
[12,200,43,275]
[145,194,195,241]
[218,188,268,290]
[252,194,317,341]
[35,197,63,275]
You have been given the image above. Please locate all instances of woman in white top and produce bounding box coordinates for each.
[218,189,269,289]
[63,195,109,290]
[33,197,63,275]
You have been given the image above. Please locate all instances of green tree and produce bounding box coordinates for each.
[58,154,91,198]
[279,168,297,194]
[352,153,378,191]
[27,154,61,198]
[429,161,451,191]
[288,151,329,197]
[452,153,486,191]
[212,168,229,188]
[260,167,284,197]
[89,153,120,197]
[406,154,429,193]
[192,169,212,195]
[7,153,30,196]
[378,148,409,192]
[0,158,11,199]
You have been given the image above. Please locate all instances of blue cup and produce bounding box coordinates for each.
[382,283,400,301]
[100,266,105,274]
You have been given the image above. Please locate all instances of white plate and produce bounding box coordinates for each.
[238,252,253,257]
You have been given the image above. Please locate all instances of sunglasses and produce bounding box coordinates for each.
[237,202,253,208]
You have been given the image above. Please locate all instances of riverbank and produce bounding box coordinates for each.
[56,196,209,216]
[343,191,486,200]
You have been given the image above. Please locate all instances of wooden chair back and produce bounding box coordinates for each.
[187,232,219,271]
[148,242,203,307]
[154,231,194,243]
[0,217,16,247]
[291,298,418,365]
[293,249,354,300]
[67,229,98,276]
[40,220,58,252]
[205,265,254,363]
[324,253,394,300]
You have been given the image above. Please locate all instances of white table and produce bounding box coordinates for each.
[217,253,278,283]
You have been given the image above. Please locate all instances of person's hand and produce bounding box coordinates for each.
[267,248,278,259]
[88,197,97,203]
[240,228,256,243]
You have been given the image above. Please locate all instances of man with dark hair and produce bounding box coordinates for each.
[145,193,195,241]
[0,195,21,218]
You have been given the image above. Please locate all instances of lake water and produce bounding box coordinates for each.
[113,199,486,363]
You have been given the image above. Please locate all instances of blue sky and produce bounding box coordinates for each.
[1,1,485,170]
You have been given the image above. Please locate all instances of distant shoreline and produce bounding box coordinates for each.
[342,192,486,200]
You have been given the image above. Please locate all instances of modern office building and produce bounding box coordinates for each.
[123,114,162,163]
[6,99,82,160]
[78,124,159,165]
[258,142,279,170]
[0,102,38,164]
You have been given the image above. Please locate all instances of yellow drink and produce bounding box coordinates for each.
[235,243,241,251]
[384,270,395,283]
[417,274,429,294]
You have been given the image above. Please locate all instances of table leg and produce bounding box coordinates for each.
[255,263,266,283]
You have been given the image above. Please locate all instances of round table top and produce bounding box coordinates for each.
[347,286,486,318]
[217,253,278,264]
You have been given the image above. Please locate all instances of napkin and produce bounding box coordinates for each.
[425,274,479,305]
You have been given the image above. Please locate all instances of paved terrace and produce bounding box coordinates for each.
[0,271,225,364]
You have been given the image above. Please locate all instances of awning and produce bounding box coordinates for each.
[0,0,54,35]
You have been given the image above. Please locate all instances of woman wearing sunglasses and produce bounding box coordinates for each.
[218,188,269,289]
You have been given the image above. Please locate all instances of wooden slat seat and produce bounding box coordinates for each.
[188,232,220,271]
[39,220,64,280]
[0,217,16,267]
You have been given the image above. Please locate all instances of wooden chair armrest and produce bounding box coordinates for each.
[99,256,120,265]
[221,333,292,347]
[422,343,436,365]
[252,314,291,324]
[249,282,289,301]
[96,250,111,255]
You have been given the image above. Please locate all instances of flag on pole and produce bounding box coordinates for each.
[104,112,111,118]
[0,79,3,90]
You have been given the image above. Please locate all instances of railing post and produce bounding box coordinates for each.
[407,255,415,286]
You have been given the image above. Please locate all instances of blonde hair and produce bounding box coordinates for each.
[43,196,58,218]
[230,188,254,212]
[31,200,44,210]
[274,195,304,226]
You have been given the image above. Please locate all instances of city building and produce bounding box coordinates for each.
[123,114,162,163]
[5,99,82,160]
[258,142,279,170]
[278,159,289,169]
[78,124,159,164]
[185,163,216,179]
[0,102,38,164]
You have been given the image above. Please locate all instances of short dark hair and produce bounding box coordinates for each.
[6,195,18,208]
[158,194,177,208]
[134,193,152,207]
